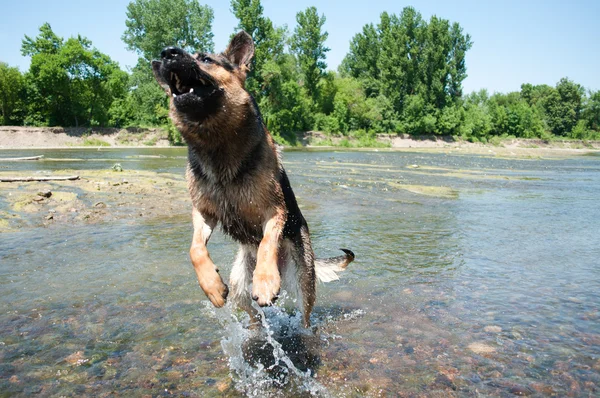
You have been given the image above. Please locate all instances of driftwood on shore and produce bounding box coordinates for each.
[0,155,44,161]
[0,175,79,182]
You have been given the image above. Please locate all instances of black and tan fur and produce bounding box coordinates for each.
[153,31,354,328]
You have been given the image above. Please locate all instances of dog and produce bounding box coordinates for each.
[152,31,354,328]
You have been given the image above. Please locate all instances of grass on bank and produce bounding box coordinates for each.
[306,129,392,148]
[83,137,110,146]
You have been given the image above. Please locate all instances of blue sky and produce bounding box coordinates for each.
[1,0,598,94]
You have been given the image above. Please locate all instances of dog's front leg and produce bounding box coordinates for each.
[252,208,286,306]
[190,207,229,307]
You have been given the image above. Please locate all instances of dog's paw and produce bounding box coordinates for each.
[252,271,281,307]
[199,272,229,308]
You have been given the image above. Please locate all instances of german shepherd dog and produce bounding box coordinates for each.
[152,31,354,328]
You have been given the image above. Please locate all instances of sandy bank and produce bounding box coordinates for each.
[0,126,171,148]
[1,126,599,157]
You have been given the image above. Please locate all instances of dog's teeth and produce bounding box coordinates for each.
[173,93,177,97]
[189,88,194,93]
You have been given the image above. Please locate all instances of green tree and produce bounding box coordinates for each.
[339,23,380,97]
[540,78,584,136]
[21,23,63,56]
[400,94,438,134]
[447,22,472,100]
[63,38,129,126]
[420,15,451,109]
[488,92,545,138]
[291,6,330,105]
[377,9,425,114]
[122,61,170,126]
[341,6,472,135]
[570,90,600,139]
[459,90,493,139]
[364,94,400,133]
[122,0,214,62]
[521,83,554,108]
[259,54,312,138]
[230,0,311,138]
[330,77,371,133]
[582,90,600,132]
[315,71,337,115]
[21,23,66,126]
[230,0,285,97]
[22,23,128,126]
[0,63,26,125]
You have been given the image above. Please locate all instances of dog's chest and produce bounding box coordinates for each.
[193,172,272,245]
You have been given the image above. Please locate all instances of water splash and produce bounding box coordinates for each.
[205,294,330,397]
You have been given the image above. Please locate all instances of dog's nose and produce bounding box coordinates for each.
[161,46,184,60]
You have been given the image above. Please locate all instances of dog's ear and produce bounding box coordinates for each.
[224,31,255,70]
[152,60,170,91]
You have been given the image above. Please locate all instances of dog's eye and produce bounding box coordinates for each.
[201,56,214,64]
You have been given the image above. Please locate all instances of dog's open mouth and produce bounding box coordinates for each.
[166,70,216,99]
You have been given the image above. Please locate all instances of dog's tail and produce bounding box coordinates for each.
[314,249,355,283]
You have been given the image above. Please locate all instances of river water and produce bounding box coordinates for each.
[1,148,599,396]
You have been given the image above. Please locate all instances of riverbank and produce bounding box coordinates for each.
[1,126,599,157]
[0,126,171,148]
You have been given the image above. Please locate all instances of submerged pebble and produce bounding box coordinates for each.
[468,342,496,354]
[484,325,502,333]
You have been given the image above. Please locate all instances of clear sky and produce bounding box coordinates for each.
[1,0,598,94]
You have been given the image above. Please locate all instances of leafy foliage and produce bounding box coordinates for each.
[18,23,127,127]
[542,78,584,136]
[291,7,329,104]
[0,62,26,124]
[342,8,472,120]
[258,54,312,139]
[122,0,214,62]
[230,0,286,98]
[582,91,600,132]
[3,5,599,143]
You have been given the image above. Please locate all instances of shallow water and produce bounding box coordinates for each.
[1,148,600,396]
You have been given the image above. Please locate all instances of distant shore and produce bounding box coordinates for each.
[1,126,599,157]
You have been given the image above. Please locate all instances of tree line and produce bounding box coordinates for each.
[1,0,599,144]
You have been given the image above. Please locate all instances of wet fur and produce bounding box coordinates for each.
[153,32,353,328]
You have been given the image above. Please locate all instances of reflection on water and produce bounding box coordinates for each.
[1,148,600,396]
